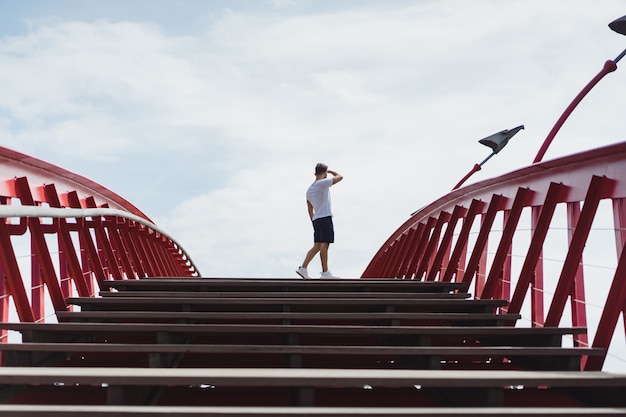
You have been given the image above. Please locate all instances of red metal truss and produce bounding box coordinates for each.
[362,141,626,371]
[0,146,199,326]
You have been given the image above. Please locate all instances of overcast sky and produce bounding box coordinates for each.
[1,0,626,281]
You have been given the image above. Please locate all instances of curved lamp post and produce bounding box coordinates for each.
[533,14,626,163]
[452,125,524,190]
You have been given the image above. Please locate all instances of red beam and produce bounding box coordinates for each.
[480,188,534,300]
[427,205,466,281]
[545,176,615,327]
[14,177,67,313]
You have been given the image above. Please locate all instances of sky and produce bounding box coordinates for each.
[1,0,626,282]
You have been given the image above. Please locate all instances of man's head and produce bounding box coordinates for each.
[315,163,328,178]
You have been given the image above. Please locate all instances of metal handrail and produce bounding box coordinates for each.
[0,205,200,277]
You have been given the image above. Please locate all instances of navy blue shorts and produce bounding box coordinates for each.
[312,216,334,243]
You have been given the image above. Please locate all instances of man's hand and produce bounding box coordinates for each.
[328,169,343,184]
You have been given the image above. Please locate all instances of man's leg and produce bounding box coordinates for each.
[319,242,329,272]
[302,243,321,268]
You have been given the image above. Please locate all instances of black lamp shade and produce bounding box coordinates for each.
[609,15,626,35]
[478,125,524,154]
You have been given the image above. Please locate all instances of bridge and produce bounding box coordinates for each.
[1,136,626,415]
[1,15,626,416]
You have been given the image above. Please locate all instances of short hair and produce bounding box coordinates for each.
[315,163,328,175]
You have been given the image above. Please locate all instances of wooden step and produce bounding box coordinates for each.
[0,342,604,370]
[0,405,624,416]
[101,278,470,294]
[2,276,616,412]
[66,296,508,313]
[1,368,625,407]
[98,291,471,299]
[56,311,521,326]
[0,323,586,348]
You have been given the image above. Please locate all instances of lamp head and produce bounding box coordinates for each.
[478,125,524,154]
[609,15,626,35]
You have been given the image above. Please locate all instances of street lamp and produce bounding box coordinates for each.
[452,125,524,190]
[532,14,626,163]
[609,14,626,36]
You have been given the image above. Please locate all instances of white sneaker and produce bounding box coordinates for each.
[296,266,309,279]
[320,271,339,279]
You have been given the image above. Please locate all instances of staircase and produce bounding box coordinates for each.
[0,277,624,416]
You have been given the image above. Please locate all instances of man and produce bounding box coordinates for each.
[296,163,343,279]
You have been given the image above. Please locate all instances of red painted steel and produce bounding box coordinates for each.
[461,194,506,290]
[545,176,614,327]
[441,200,484,283]
[566,202,588,349]
[0,147,150,220]
[529,205,545,327]
[362,141,626,371]
[416,212,450,281]
[407,217,436,279]
[399,223,425,278]
[533,60,618,163]
[481,188,533,300]
[0,146,199,326]
[426,206,465,281]
[507,183,567,325]
[395,227,417,279]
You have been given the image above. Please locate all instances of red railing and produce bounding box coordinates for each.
[0,146,199,327]
[362,141,626,371]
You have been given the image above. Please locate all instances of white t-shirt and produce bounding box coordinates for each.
[306,177,334,220]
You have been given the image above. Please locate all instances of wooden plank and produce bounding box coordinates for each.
[0,322,587,340]
[0,341,605,373]
[0,324,590,363]
[0,367,623,387]
[56,311,521,326]
[65,297,508,314]
[98,291,471,299]
[0,405,624,416]
[0,342,604,356]
[0,322,587,353]
[1,368,622,407]
[0,341,603,370]
[68,297,493,306]
[101,278,471,294]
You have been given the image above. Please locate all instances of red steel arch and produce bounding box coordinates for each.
[362,140,626,371]
[0,146,149,220]
[0,146,199,326]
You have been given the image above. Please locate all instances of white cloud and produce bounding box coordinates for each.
[1,0,626,282]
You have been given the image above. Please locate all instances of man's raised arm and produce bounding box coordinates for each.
[328,169,343,184]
